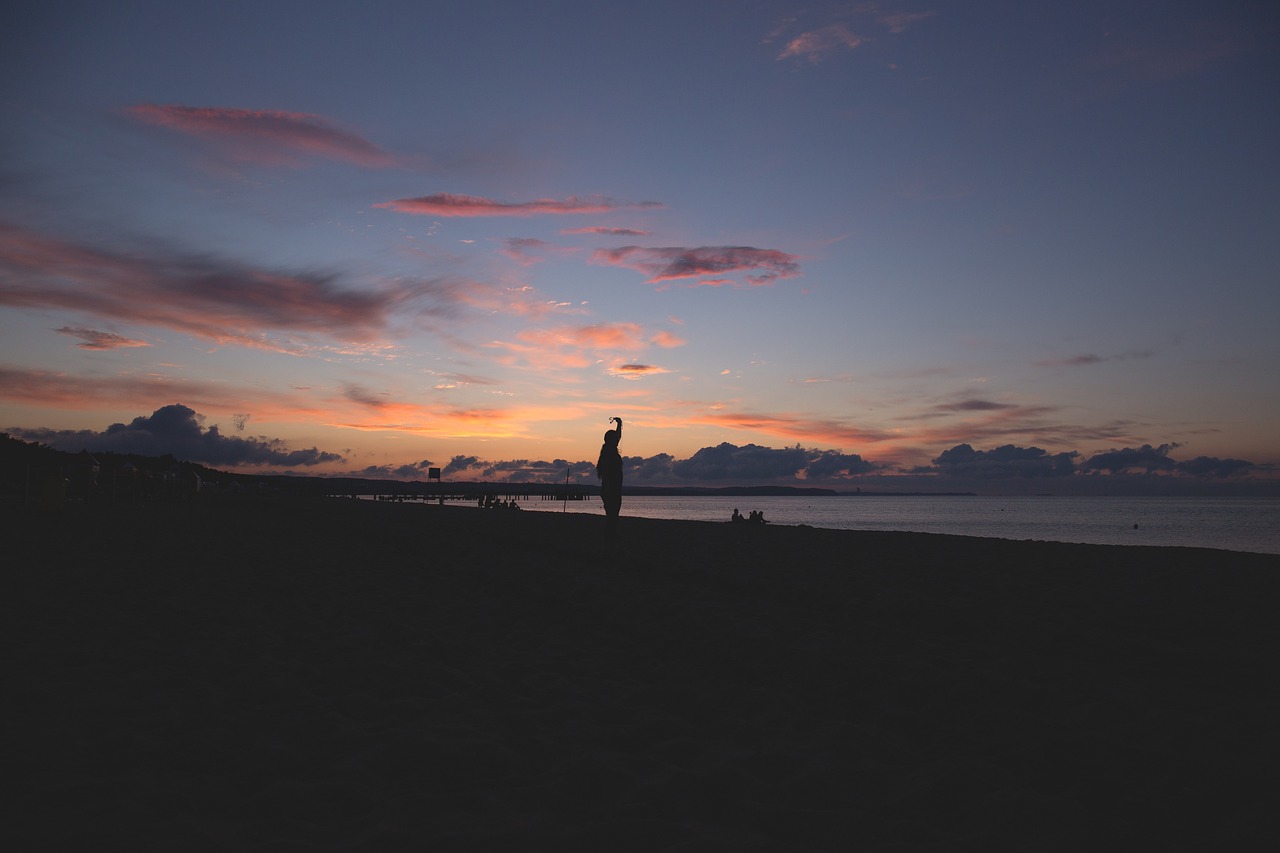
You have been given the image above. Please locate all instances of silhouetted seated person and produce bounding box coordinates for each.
[749,510,768,524]
[732,508,744,523]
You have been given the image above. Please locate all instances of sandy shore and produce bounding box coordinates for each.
[9,496,1280,850]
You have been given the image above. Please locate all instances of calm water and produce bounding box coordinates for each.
[517,495,1280,555]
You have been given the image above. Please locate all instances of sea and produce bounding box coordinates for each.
[513,495,1280,555]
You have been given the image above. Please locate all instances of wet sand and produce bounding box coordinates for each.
[9,496,1280,850]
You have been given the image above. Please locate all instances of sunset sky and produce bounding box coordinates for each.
[2,1,1277,492]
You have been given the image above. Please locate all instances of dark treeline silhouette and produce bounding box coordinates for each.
[1,432,225,506]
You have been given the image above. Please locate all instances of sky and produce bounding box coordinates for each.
[2,0,1278,494]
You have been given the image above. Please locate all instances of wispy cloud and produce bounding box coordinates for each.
[56,326,150,351]
[771,4,934,62]
[330,400,588,440]
[453,282,588,319]
[0,223,448,350]
[327,389,521,436]
[1034,350,1154,367]
[696,410,896,447]
[590,245,801,286]
[376,193,662,217]
[872,7,936,34]
[500,237,581,266]
[488,322,682,371]
[606,363,671,380]
[0,366,328,423]
[560,226,652,237]
[524,323,657,351]
[930,398,1019,413]
[686,393,1152,469]
[340,382,396,409]
[903,401,1143,451]
[778,23,864,62]
[651,330,686,348]
[126,104,396,167]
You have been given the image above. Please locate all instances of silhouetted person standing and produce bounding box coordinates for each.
[597,417,623,530]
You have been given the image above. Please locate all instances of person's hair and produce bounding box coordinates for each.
[603,429,619,446]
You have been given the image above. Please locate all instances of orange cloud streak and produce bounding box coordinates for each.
[0,366,324,423]
[695,410,896,448]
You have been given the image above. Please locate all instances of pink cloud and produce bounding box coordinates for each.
[453,282,588,319]
[590,245,801,285]
[520,323,649,351]
[651,330,686,348]
[375,193,662,217]
[487,322,682,371]
[127,104,395,167]
[778,23,863,62]
[0,223,446,349]
[55,326,151,351]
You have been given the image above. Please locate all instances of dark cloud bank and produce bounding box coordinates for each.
[432,442,1269,496]
[9,405,342,468]
[8,406,1273,495]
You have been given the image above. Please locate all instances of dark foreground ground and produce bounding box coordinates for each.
[7,496,1280,850]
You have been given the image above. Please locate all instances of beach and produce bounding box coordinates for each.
[9,496,1280,850]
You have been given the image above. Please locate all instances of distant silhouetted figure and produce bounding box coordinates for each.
[732,508,743,523]
[597,417,623,530]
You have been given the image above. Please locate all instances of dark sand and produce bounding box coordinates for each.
[8,496,1280,850]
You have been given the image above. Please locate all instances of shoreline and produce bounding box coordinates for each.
[11,497,1280,848]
